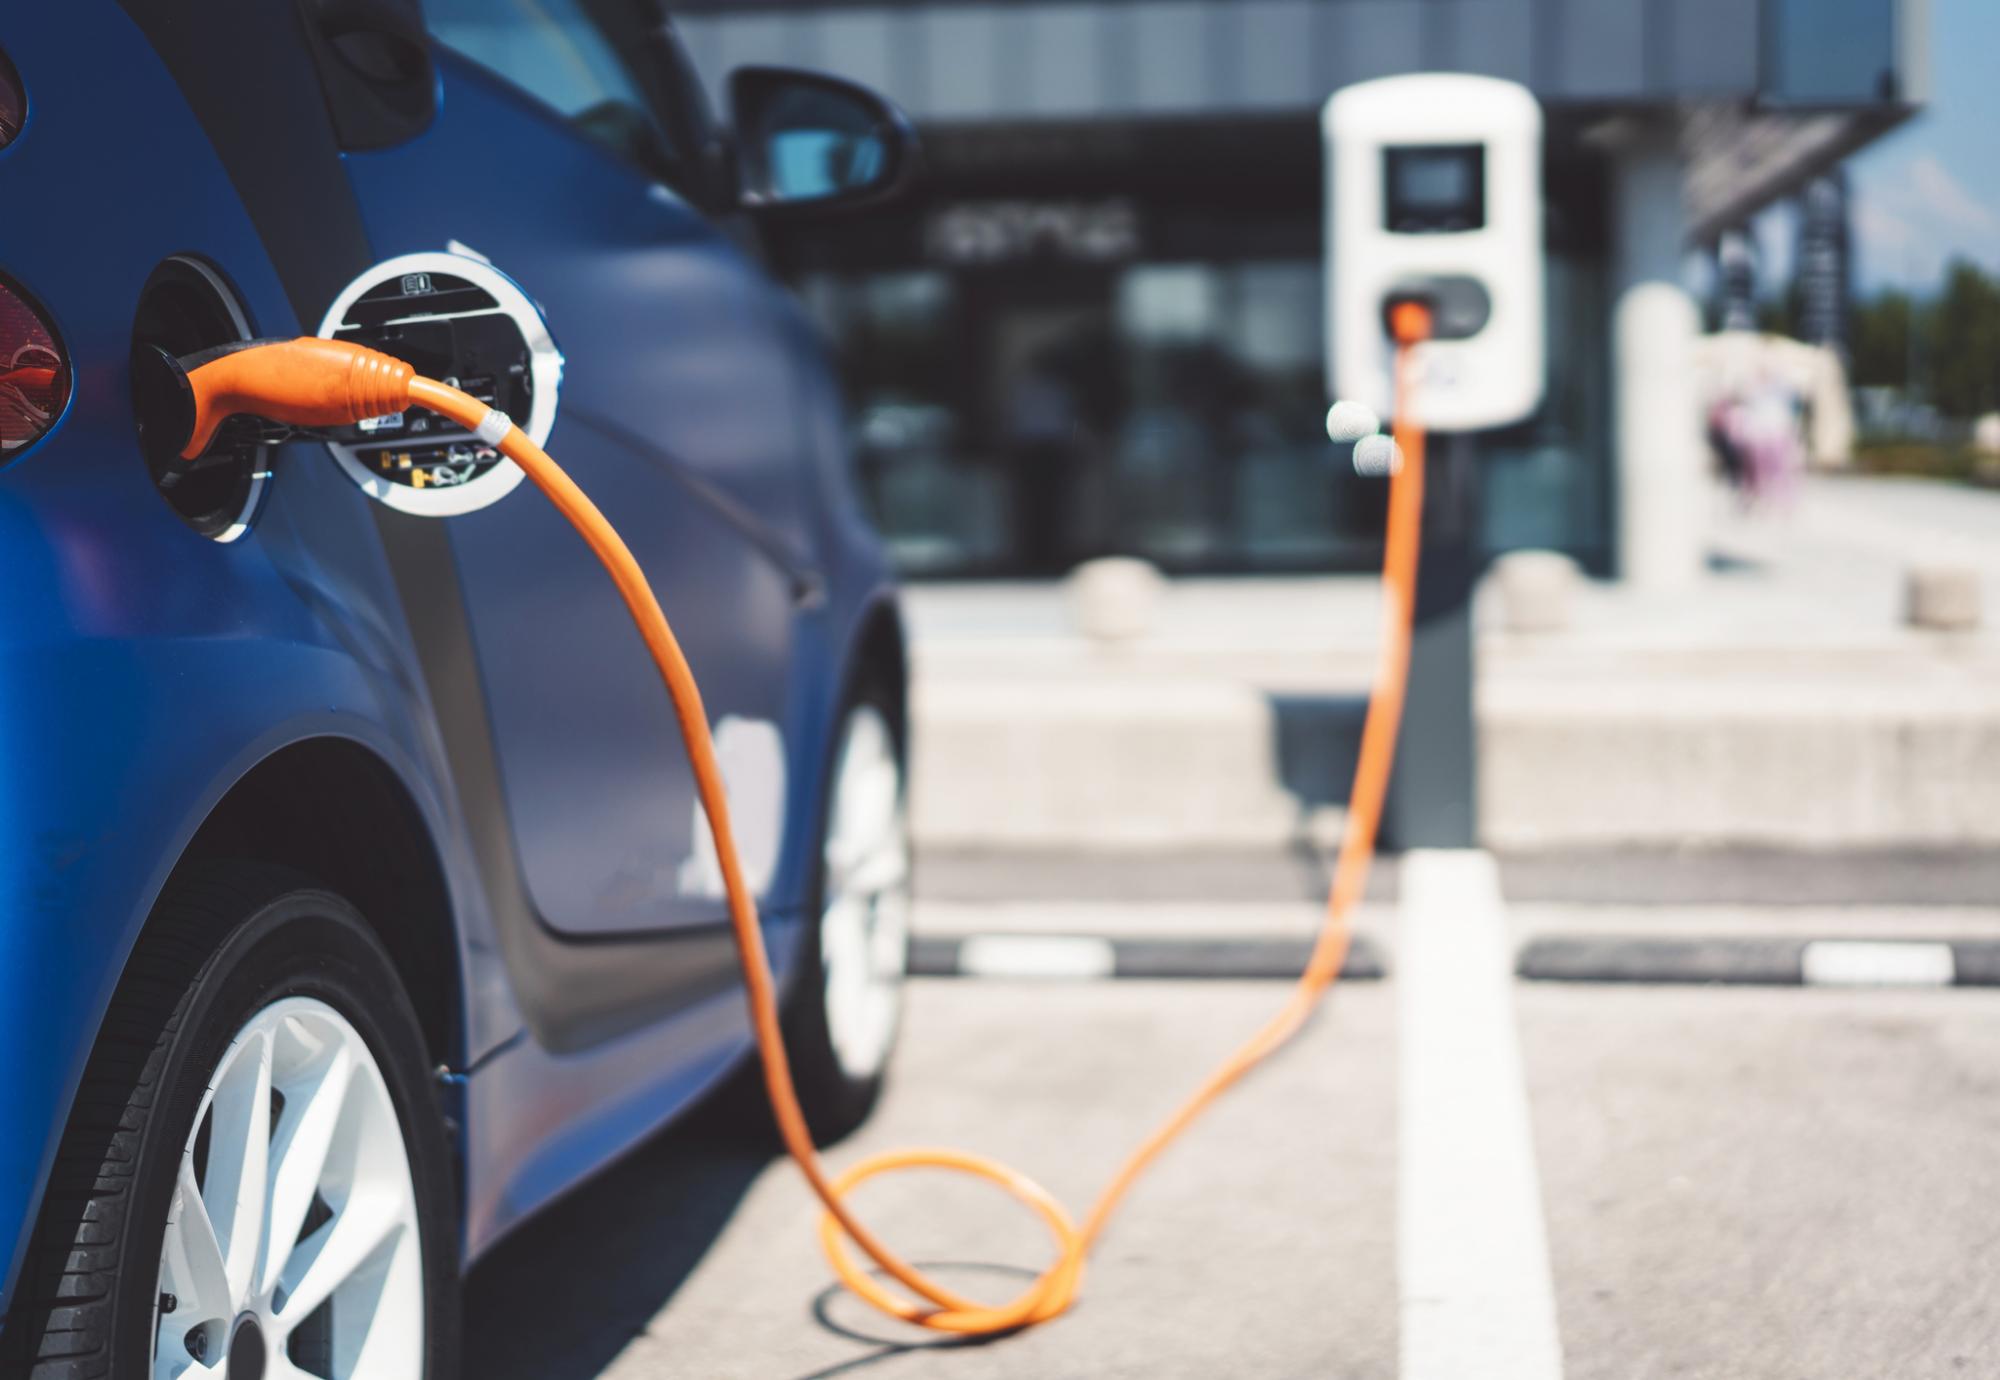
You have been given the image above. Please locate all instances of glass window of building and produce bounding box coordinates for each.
[780,94,1615,581]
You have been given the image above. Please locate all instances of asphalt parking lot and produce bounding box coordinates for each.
[466,852,2000,1379]
[1526,984,2000,1380]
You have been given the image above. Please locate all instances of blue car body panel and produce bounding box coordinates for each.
[0,0,899,1322]
[343,51,816,946]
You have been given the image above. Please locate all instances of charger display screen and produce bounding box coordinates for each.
[1383,144,1485,234]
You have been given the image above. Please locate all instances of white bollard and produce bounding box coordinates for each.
[1492,549,1578,634]
[1905,564,1981,631]
[1068,557,1165,644]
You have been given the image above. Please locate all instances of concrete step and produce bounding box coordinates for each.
[911,676,1354,851]
[1482,672,2000,849]
[910,669,2000,851]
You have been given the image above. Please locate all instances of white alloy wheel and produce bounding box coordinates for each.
[152,996,424,1380]
[819,703,912,1082]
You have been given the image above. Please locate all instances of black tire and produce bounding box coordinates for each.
[785,674,912,1142]
[2,863,459,1380]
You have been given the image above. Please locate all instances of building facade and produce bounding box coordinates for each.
[673,0,1925,578]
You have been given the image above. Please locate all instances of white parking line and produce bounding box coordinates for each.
[956,934,1117,980]
[1400,850,1565,1380]
[1802,940,1956,987]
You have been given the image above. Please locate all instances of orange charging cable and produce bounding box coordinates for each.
[180,301,1432,1336]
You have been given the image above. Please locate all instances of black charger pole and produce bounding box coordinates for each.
[1383,429,1481,849]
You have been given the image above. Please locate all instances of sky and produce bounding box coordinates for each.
[1784,0,2000,296]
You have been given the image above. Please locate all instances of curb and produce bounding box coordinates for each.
[909,934,1386,982]
[910,932,2000,987]
[1519,936,2000,988]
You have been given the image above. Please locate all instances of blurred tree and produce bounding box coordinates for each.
[1930,259,2000,419]
[1849,290,1914,389]
[1755,293,1798,339]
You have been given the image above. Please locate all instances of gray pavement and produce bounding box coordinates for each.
[902,474,2000,662]
[467,980,1399,1380]
[1523,984,2000,1380]
[463,866,2000,1378]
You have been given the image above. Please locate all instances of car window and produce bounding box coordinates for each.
[428,0,680,182]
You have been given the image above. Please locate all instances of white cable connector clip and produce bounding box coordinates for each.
[1352,434,1404,477]
[1327,398,1402,476]
[474,407,514,446]
[1325,398,1381,443]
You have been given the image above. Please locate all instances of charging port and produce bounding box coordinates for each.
[317,252,560,517]
[324,274,533,496]
[131,257,266,541]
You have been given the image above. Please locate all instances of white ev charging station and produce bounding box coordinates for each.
[1321,73,1548,846]
[1325,73,1545,433]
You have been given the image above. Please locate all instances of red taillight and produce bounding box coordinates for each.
[0,275,69,457]
[0,46,21,147]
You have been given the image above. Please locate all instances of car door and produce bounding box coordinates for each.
[339,0,817,940]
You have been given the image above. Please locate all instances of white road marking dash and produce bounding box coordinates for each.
[1802,941,1955,988]
[957,935,1117,980]
[1400,849,1564,1380]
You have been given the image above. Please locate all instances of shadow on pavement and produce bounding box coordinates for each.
[780,1264,1040,1380]
[1268,691,1372,893]
[462,1095,774,1380]
[1266,693,1367,812]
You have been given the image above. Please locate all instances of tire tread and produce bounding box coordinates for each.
[3,863,312,1379]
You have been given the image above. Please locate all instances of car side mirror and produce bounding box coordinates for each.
[728,66,918,216]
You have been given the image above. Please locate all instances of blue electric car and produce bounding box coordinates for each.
[0,3,918,1374]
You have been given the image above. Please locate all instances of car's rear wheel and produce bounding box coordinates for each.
[781,683,913,1143]
[4,865,457,1380]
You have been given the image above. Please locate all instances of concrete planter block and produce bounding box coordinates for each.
[1905,564,1981,631]
[1494,549,1579,634]
[1068,557,1165,643]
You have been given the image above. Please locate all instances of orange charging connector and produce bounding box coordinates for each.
[177,303,1432,1337]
